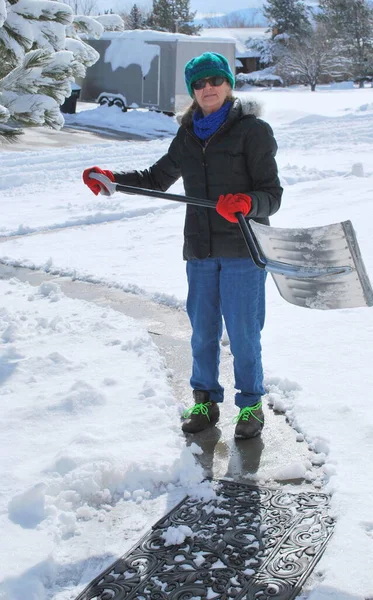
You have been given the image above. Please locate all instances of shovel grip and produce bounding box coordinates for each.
[236,213,267,269]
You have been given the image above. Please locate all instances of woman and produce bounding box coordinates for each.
[83,52,283,439]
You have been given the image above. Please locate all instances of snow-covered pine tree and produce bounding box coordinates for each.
[148,0,201,34]
[173,0,201,34]
[245,38,278,68]
[0,0,124,142]
[316,0,373,85]
[0,0,75,141]
[64,15,102,83]
[127,4,145,29]
[147,0,170,31]
[264,0,311,38]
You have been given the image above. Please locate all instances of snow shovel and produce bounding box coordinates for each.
[90,173,373,310]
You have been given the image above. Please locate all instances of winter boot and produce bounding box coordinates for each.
[234,402,264,439]
[182,390,220,434]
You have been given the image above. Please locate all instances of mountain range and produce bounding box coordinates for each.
[195,7,268,27]
[98,0,319,21]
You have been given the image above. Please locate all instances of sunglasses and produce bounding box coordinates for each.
[192,76,226,90]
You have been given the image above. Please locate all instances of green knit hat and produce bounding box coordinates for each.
[184,52,235,97]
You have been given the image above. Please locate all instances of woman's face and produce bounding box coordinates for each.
[193,77,231,116]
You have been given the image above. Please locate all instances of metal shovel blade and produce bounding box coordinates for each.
[88,174,372,310]
[250,220,373,309]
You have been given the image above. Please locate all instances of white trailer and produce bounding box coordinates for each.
[80,30,236,114]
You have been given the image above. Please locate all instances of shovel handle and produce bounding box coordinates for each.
[113,182,267,269]
[88,174,353,280]
[88,176,267,269]
[236,213,267,270]
[89,174,267,267]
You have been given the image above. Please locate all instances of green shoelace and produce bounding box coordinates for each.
[233,402,263,424]
[183,402,213,421]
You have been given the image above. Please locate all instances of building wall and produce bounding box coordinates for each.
[236,56,259,74]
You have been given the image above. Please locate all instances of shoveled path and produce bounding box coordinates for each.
[0,263,313,487]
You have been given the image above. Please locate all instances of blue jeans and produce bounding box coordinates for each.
[186,257,266,409]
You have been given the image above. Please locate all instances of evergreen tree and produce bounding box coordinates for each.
[317,0,373,85]
[127,4,145,29]
[264,0,311,39]
[148,0,201,34]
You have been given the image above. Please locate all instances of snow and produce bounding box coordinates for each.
[236,67,283,86]
[162,525,194,546]
[100,29,199,42]
[0,85,373,599]
[92,14,124,32]
[104,36,160,78]
[0,0,6,28]
[64,104,179,139]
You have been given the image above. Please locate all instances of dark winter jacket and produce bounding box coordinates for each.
[113,97,283,260]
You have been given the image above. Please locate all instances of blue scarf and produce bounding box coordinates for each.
[192,101,232,141]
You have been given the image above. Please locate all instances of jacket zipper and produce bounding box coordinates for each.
[185,125,227,258]
[186,124,226,199]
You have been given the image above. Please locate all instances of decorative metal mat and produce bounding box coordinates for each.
[75,480,335,600]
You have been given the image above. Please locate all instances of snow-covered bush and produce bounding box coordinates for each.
[235,67,283,88]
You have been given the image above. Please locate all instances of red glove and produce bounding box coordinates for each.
[216,193,252,223]
[82,166,115,196]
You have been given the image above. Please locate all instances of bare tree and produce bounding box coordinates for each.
[277,25,349,90]
[63,0,98,16]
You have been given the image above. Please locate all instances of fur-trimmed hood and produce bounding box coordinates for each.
[177,96,263,128]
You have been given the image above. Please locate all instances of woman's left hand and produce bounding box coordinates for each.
[216,193,252,223]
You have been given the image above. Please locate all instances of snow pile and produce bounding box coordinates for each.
[0,278,203,599]
[161,525,194,546]
[93,14,124,32]
[236,67,283,88]
[64,104,179,138]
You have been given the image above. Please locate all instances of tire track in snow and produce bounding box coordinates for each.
[0,203,183,240]
[0,139,172,191]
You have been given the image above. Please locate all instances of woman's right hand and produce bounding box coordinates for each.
[82,166,115,196]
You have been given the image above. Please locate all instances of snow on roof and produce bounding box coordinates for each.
[99,29,236,44]
[100,29,189,41]
[99,29,235,78]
